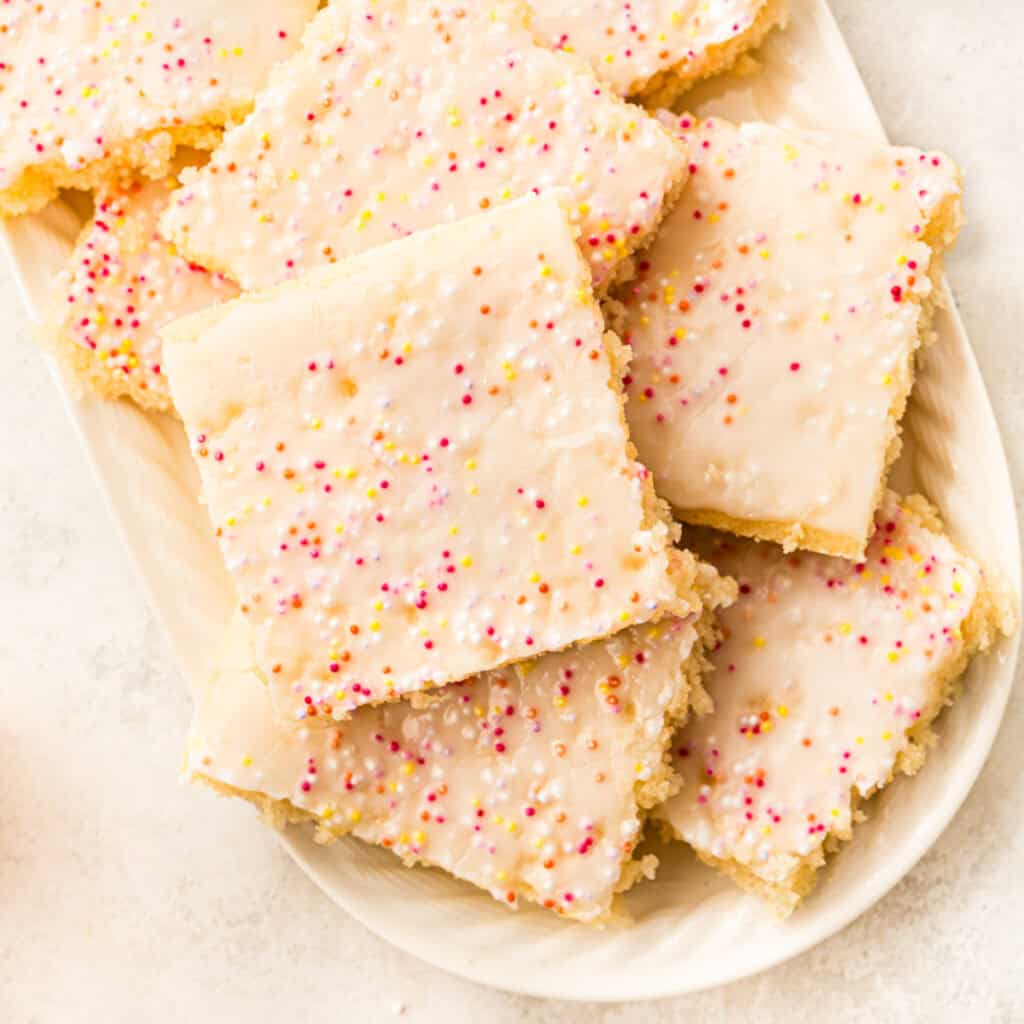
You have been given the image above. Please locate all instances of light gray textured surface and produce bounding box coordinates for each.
[1,4,1021,1021]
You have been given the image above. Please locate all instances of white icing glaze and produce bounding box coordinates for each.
[529,0,772,97]
[163,196,692,720]
[615,115,961,554]
[659,492,986,894]
[189,611,702,923]
[0,0,318,195]
[57,168,237,410]
[160,0,687,291]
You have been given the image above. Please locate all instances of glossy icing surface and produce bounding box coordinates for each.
[161,0,687,291]
[189,612,704,922]
[659,492,985,893]
[0,0,317,196]
[56,168,237,411]
[164,196,692,720]
[614,115,960,553]
[530,0,773,97]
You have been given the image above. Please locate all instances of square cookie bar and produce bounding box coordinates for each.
[160,0,688,293]
[188,573,730,923]
[49,166,237,413]
[163,195,695,720]
[657,491,1003,914]
[0,0,318,216]
[529,0,786,104]
[611,115,962,559]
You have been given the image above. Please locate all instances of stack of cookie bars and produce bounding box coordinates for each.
[2,0,1011,921]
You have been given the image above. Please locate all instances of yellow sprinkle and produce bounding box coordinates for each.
[460,555,473,567]
[887,651,899,663]
[348,809,361,823]
[241,756,252,767]
[753,636,766,648]
[839,623,852,636]
[882,730,893,741]
[401,763,414,776]
[577,496,589,507]
[776,704,789,717]
[529,572,540,583]
[536,532,546,542]
[570,544,581,555]
[366,487,377,499]
[465,458,477,470]
[310,417,322,430]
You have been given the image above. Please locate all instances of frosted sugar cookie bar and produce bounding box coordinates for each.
[49,167,237,413]
[160,0,688,293]
[188,571,731,923]
[163,195,696,720]
[611,115,962,559]
[530,0,786,104]
[657,492,1004,914]
[0,0,318,216]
